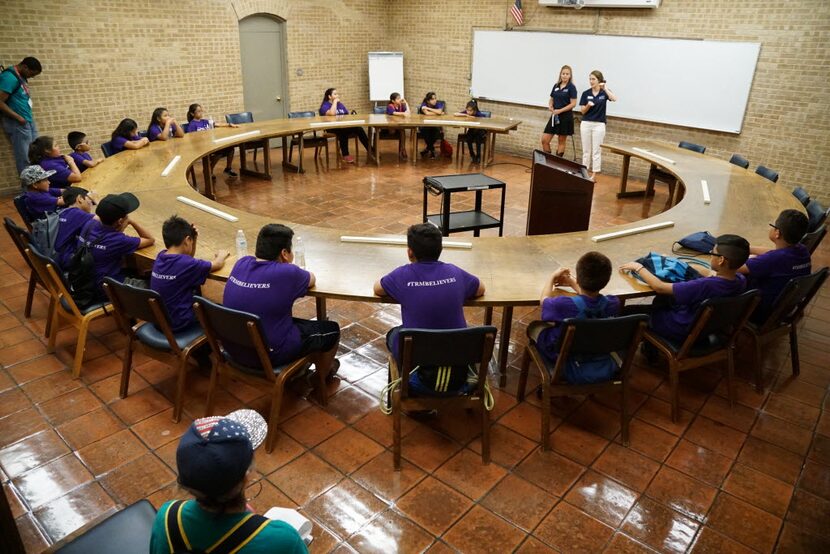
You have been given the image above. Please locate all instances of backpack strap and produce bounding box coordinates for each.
[0,67,22,98]
[206,513,270,554]
[163,500,192,554]
[571,295,586,315]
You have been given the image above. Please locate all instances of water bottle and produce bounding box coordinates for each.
[207,115,215,129]
[235,230,248,259]
[293,236,306,268]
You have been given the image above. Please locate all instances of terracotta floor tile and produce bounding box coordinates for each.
[395,476,472,536]
[467,423,536,469]
[88,370,150,404]
[352,408,417,448]
[799,459,830,500]
[817,409,830,438]
[763,392,821,430]
[249,430,305,475]
[564,470,639,527]
[76,428,147,476]
[351,451,426,503]
[775,522,830,554]
[0,339,48,369]
[325,385,379,425]
[7,353,65,385]
[706,493,782,553]
[0,407,49,449]
[566,399,622,440]
[615,418,680,463]
[591,443,660,492]
[399,426,462,473]
[281,405,346,448]
[785,488,830,540]
[56,407,125,450]
[684,415,746,459]
[713,377,768,410]
[602,532,659,553]
[268,451,342,505]
[352,366,390,398]
[38,387,102,426]
[809,433,830,466]
[246,477,296,513]
[666,439,732,487]
[305,479,387,538]
[644,466,717,522]
[13,454,93,509]
[771,375,826,408]
[76,353,124,385]
[20,370,81,404]
[635,396,693,436]
[621,496,698,553]
[442,505,526,554]
[338,323,380,350]
[313,427,383,477]
[347,508,433,554]
[334,351,384,384]
[0,368,14,393]
[497,401,547,442]
[534,501,613,553]
[428,405,487,445]
[515,535,559,553]
[750,413,812,455]
[0,387,31,418]
[698,395,757,433]
[722,463,793,517]
[651,380,710,413]
[689,526,755,553]
[433,448,506,500]
[548,421,610,466]
[99,452,175,505]
[33,481,116,542]
[515,448,585,497]
[109,387,172,425]
[0,429,70,479]
[130,408,190,449]
[480,474,556,532]
[14,513,50,554]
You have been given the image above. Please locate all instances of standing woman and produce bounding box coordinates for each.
[579,70,617,180]
[319,87,370,164]
[541,65,577,157]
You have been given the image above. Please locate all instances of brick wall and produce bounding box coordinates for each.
[1,0,827,201]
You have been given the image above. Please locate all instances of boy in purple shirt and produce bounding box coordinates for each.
[28,136,82,188]
[67,131,103,173]
[20,165,63,221]
[54,187,96,269]
[78,192,155,297]
[534,252,621,364]
[223,224,340,375]
[151,215,230,331]
[621,234,750,344]
[738,209,812,324]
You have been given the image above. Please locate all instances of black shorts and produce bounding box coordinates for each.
[543,110,574,136]
[295,318,341,356]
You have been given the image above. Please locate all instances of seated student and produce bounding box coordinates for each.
[110,118,150,154]
[319,87,370,164]
[78,192,154,293]
[455,101,487,164]
[374,223,485,374]
[67,131,102,173]
[149,409,308,554]
[223,224,340,373]
[620,234,750,344]
[418,91,445,158]
[54,187,96,269]
[185,103,239,177]
[147,107,185,142]
[534,252,621,367]
[28,136,82,188]
[385,92,410,160]
[739,209,811,323]
[151,215,230,331]
[20,165,63,221]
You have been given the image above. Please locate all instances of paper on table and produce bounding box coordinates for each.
[264,507,313,545]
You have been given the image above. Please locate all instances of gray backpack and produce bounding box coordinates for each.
[31,211,61,261]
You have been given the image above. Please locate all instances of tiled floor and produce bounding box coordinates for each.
[2,146,829,553]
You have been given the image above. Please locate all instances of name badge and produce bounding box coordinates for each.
[587,96,594,100]
[28,98,33,109]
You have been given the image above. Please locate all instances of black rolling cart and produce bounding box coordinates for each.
[422,173,506,237]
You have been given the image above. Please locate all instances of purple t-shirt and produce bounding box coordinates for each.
[24,188,62,221]
[651,274,747,342]
[148,123,168,141]
[39,156,73,188]
[386,102,407,115]
[69,152,93,172]
[319,101,349,116]
[537,294,621,360]
[112,134,141,154]
[419,101,445,114]
[746,245,811,322]
[379,261,480,353]
[186,119,210,133]
[151,252,212,331]
[78,219,141,286]
[223,257,311,365]
[55,207,95,269]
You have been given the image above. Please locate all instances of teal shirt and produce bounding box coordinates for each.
[0,68,32,122]
[150,500,309,554]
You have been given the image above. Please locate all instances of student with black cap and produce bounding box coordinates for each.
[149,409,308,554]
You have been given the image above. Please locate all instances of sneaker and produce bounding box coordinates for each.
[223,167,238,177]
[420,149,429,157]
[428,150,436,159]
[343,155,355,164]
[472,155,481,164]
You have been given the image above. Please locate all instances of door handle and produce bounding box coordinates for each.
[276,96,282,102]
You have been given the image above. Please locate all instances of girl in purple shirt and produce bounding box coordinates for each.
[319,87,370,164]
[455,101,488,164]
[185,103,239,177]
[147,107,185,142]
[110,119,150,154]
[385,92,410,160]
[418,92,445,158]
[28,136,82,188]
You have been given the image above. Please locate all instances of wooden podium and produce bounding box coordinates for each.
[526,149,593,235]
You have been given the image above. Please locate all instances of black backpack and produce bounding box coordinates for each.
[67,228,104,308]
[30,211,61,262]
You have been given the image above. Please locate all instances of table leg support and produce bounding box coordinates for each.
[201,157,215,200]
[498,306,513,387]
[316,297,327,321]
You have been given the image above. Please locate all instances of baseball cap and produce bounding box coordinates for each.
[715,234,750,267]
[176,409,268,499]
[95,192,140,224]
[20,165,56,188]
[61,186,90,206]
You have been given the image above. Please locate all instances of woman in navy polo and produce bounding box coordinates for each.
[541,65,577,157]
[579,70,617,180]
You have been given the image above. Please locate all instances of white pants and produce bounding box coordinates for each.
[580,120,606,172]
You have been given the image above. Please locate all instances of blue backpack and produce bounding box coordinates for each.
[633,252,710,284]
[562,296,618,385]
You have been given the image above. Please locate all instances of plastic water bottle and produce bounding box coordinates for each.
[207,115,215,129]
[235,230,248,259]
[294,236,306,268]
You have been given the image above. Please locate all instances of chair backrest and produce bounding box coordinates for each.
[102,277,180,350]
[287,111,315,119]
[12,193,32,228]
[758,267,829,333]
[3,216,36,272]
[25,245,72,297]
[755,165,779,183]
[801,225,827,255]
[806,199,828,232]
[679,290,760,358]
[101,141,115,158]
[372,106,387,114]
[137,130,148,139]
[729,153,750,169]
[792,186,811,207]
[226,111,254,125]
[558,314,649,356]
[678,141,706,154]
[50,499,156,554]
[478,110,492,118]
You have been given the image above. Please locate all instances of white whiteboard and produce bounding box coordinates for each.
[470,30,760,133]
[368,52,404,102]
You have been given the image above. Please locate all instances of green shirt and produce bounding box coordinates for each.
[150,500,308,554]
[0,68,32,122]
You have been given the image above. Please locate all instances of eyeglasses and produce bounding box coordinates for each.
[769,223,779,230]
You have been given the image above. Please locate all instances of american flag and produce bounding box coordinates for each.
[510,0,524,26]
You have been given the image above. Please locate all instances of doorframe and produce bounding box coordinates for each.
[238,13,290,120]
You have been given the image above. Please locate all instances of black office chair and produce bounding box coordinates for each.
[647,141,707,206]
[287,110,331,166]
[372,106,386,114]
[806,199,829,232]
[755,165,779,183]
[100,141,115,158]
[801,225,827,255]
[225,111,266,164]
[678,141,706,154]
[12,193,32,230]
[137,130,148,139]
[729,153,750,169]
[457,110,492,164]
[517,315,648,450]
[371,106,406,163]
[792,186,811,207]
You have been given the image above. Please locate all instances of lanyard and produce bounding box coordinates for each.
[11,66,29,96]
